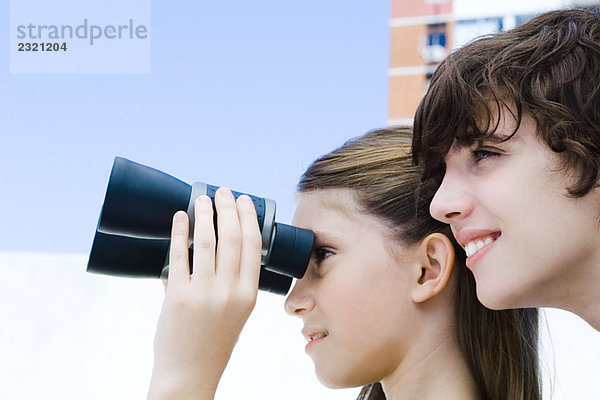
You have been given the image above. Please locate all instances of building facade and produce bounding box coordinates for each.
[388,0,599,125]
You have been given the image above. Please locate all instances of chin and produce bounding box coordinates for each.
[314,365,376,390]
[478,296,509,310]
[315,371,351,389]
[475,282,523,310]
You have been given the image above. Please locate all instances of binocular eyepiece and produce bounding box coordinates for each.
[87,157,314,295]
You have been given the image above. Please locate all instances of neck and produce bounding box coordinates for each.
[380,335,480,400]
[557,262,600,331]
[567,224,600,330]
[513,236,600,332]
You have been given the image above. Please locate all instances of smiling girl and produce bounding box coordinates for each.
[147,127,541,400]
[411,9,600,330]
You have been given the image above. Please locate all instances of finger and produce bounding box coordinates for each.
[192,195,216,280]
[168,210,191,287]
[214,188,242,281]
[237,195,262,288]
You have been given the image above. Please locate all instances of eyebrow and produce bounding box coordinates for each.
[484,131,522,144]
[312,230,343,247]
[462,131,520,148]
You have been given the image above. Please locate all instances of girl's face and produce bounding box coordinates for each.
[429,112,600,311]
[284,190,420,389]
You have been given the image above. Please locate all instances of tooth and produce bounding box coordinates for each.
[467,242,477,256]
[484,237,493,245]
[471,242,478,253]
[476,240,485,250]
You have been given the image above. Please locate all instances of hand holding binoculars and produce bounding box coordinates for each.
[87,157,314,295]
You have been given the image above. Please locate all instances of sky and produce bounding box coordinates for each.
[0,0,390,255]
[0,3,389,397]
[0,3,388,396]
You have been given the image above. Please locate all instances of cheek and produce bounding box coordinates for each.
[497,170,583,262]
[312,259,415,388]
[322,270,372,326]
[477,173,524,211]
[326,265,410,342]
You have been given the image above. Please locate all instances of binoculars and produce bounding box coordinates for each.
[87,157,314,295]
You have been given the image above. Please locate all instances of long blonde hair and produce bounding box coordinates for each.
[297,126,541,400]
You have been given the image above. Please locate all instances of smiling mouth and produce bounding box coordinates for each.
[306,333,328,343]
[463,234,499,257]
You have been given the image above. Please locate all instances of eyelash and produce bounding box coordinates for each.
[470,147,501,164]
[314,247,333,264]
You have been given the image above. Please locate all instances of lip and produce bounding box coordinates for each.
[454,229,501,268]
[302,327,328,353]
[305,335,327,352]
[465,239,497,268]
[454,229,500,247]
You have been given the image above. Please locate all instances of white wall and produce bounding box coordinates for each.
[0,252,358,400]
[1,251,599,399]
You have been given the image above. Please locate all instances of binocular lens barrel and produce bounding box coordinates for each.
[87,157,314,295]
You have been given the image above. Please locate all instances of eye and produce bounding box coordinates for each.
[470,147,501,164]
[314,247,334,264]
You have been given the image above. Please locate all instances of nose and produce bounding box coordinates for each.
[429,173,474,223]
[284,275,315,317]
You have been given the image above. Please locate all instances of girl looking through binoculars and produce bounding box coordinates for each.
[147,127,541,400]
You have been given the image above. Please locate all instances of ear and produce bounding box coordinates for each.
[411,233,455,303]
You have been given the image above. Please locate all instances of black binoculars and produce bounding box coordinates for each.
[87,157,314,295]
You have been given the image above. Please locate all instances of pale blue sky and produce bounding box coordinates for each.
[0,1,390,253]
